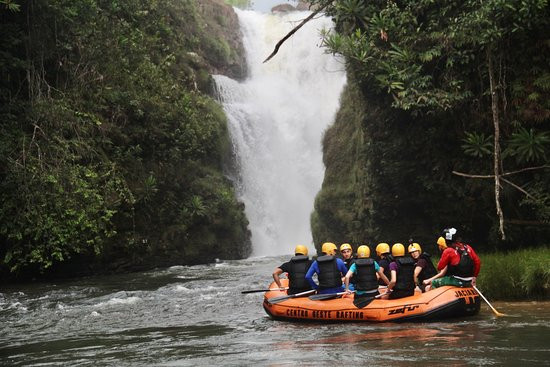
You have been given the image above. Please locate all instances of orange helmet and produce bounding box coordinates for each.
[392,243,405,257]
[376,243,390,256]
[408,243,422,253]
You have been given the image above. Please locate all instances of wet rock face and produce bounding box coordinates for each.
[272,1,311,13]
[196,0,247,80]
[272,4,296,12]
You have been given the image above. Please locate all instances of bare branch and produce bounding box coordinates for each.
[263,5,328,63]
[500,177,536,200]
[501,165,550,177]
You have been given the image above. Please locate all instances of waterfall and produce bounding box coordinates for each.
[214,9,346,256]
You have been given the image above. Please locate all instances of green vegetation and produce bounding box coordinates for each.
[0,0,250,281]
[311,0,550,252]
[477,248,550,300]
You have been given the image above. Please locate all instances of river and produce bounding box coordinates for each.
[1,256,549,366]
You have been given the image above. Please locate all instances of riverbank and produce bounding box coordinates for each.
[476,248,550,300]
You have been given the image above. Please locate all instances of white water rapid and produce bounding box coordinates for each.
[214,9,346,256]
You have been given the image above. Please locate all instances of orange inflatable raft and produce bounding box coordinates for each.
[263,280,480,322]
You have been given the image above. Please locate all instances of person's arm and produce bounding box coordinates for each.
[344,268,354,293]
[413,266,422,287]
[377,269,390,286]
[272,267,284,288]
[305,261,319,290]
[423,265,448,285]
[468,245,482,285]
[388,269,397,291]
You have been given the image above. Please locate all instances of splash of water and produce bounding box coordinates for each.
[214,9,346,256]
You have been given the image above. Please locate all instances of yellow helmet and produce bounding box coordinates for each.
[357,245,370,258]
[376,243,390,256]
[295,244,308,256]
[437,236,447,250]
[321,242,337,255]
[340,243,352,252]
[408,242,422,253]
[392,243,405,257]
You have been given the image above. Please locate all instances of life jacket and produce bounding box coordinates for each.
[378,257,392,285]
[448,244,475,278]
[317,255,342,289]
[416,252,437,283]
[393,257,415,292]
[288,255,311,290]
[354,258,379,291]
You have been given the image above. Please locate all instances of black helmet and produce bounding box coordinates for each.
[443,227,458,243]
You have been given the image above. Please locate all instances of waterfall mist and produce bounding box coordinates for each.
[214,9,346,256]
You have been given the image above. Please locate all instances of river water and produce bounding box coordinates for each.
[1,256,549,366]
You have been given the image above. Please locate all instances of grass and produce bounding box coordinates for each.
[475,248,550,300]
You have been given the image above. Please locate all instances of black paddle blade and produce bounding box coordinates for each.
[353,296,375,309]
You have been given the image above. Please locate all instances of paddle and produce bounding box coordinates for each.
[308,291,350,301]
[353,291,389,309]
[473,285,507,316]
[267,289,316,304]
[241,287,288,294]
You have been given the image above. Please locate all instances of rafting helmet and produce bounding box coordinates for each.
[357,245,370,258]
[376,243,390,257]
[340,243,352,253]
[437,236,447,250]
[321,242,337,255]
[408,243,422,253]
[392,243,405,257]
[295,244,308,256]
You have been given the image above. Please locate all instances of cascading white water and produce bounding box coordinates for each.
[214,9,346,256]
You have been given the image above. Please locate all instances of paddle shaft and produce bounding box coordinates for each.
[473,285,506,316]
[241,287,288,294]
[267,289,316,304]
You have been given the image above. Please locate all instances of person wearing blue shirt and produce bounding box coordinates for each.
[305,242,348,294]
[344,245,390,296]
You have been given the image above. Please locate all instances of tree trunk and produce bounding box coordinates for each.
[487,48,505,240]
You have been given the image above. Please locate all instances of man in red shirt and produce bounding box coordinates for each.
[429,228,481,289]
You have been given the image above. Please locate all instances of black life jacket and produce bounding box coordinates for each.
[394,257,415,292]
[317,255,342,289]
[378,257,392,285]
[448,245,475,278]
[354,258,379,291]
[417,252,437,283]
[288,255,311,290]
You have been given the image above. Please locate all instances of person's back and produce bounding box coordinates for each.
[305,242,348,294]
[431,228,482,289]
[387,243,416,299]
[272,245,313,294]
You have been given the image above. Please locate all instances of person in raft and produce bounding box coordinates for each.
[408,242,437,292]
[305,242,348,294]
[422,236,449,291]
[425,228,481,289]
[339,243,356,290]
[375,242,393,287]
[344,245,390,301]
[339,243,355,269]
[272,244,313,295]
[385,243,416,299]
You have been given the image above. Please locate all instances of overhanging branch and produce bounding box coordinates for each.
[263,5,328,63]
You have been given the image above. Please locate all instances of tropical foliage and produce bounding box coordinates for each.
[0,0,250,280]
[311,0,550,250]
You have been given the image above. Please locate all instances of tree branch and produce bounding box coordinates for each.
[263,5,328,63]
